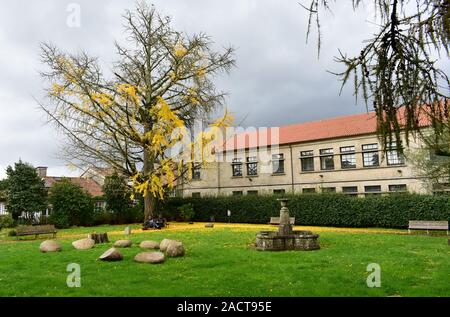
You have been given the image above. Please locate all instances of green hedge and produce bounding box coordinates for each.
[161,193,450,229]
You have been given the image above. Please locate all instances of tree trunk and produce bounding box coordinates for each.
[143,140,156,221]
[144,194,156,221]
[88,233,109,244]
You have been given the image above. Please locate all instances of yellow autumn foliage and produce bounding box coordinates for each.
[173,42,188,58]
[117,84,140,105]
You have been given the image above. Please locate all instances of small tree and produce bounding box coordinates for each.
[103,172,132,222]
[408,125,450,190]
[49,179,94,228]
[5,161,47,223]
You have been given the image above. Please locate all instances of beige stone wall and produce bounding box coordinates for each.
[177,132,428,197]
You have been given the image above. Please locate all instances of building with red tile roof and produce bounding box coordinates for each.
[176,108,436,198]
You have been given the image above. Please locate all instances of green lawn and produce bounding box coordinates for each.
[0,224,448,297]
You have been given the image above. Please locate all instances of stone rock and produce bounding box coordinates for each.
[99,248,123,261]
[40,240,62,253]
[139,240,160,249]
[165,241,185,257]
[124,227,131,235]
[205,223,214,228]
[113,240,133,248]
[72,238,95,250]
[134,252,165,264]
[159,239,177,252]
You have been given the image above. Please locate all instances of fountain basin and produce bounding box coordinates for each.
[256,230,320,251]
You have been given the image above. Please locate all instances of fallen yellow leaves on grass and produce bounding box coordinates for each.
[60,222,406,239]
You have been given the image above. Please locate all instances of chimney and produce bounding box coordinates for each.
[36,166,48,178]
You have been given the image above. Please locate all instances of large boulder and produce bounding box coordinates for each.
[160,239,177,252]
[40,240,61,253]
[72,238,95,250]
[113,240,133,248]
[99,248,123,261]
[205,223,214,228]
[165,241,185,258]
[134,252,165,264]
[139,240,160,249]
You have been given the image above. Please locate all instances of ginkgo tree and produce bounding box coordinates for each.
[39,2,235,220]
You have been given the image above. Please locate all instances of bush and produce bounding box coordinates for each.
[0,214,15,230]
[93,210,113,226]
[178,203,195,222]
[48,179,95,228]
[162,193,450,229]
[93,200,144,225]
[8,229,16,237]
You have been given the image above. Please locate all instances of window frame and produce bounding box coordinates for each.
[340,146,356,169]
[388,184,407,192]
[192,164,201,180]
[272,153,285,174]
[231,158,243,177]
[386,143,405,166]
[319,148,335,171]
[362,143,380,167]
[300,150,315,172]
[246,156,258,176]
[322,187,336,193]
[364,185,382,195]
[342,186,358,196]
[273,189,286,195]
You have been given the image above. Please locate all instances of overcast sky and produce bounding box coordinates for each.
[0,0,440,179]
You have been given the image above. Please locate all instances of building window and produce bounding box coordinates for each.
[386,142,405,165]
[342,186,358,196]
[232,191,243,196]
[340,146,356,169]
[432,183,450,195]
[364,185,382,195]
[300,150,314,172]
[94,201,106,212]
[272,154,285,174]
[247,190,258,196]
[389,184,407,192]
[273,189,286,195]
[0,203,6,215]
[302,188,316,194]
[231,158,243,177]
[246,156,258,176]
[320,148,335,170]
[192,192,201,198]
[362,144,380,167]
[192,165,201,180]
[322,187,336,193]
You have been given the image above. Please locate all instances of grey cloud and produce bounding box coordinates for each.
[0,0,434,179]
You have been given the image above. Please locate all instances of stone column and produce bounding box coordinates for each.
[278,198,292,236]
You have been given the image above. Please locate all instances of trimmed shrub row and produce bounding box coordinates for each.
[161,193,450,229]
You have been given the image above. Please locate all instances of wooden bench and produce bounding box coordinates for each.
[408,221,448,235]
[269,217,295,225]
[16,225,57,240]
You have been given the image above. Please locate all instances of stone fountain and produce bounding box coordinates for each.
[255,198,320,251]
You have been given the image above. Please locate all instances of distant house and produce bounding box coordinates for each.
[37,166,107,211]
[79,166,116,187]
[0,166,109,219]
